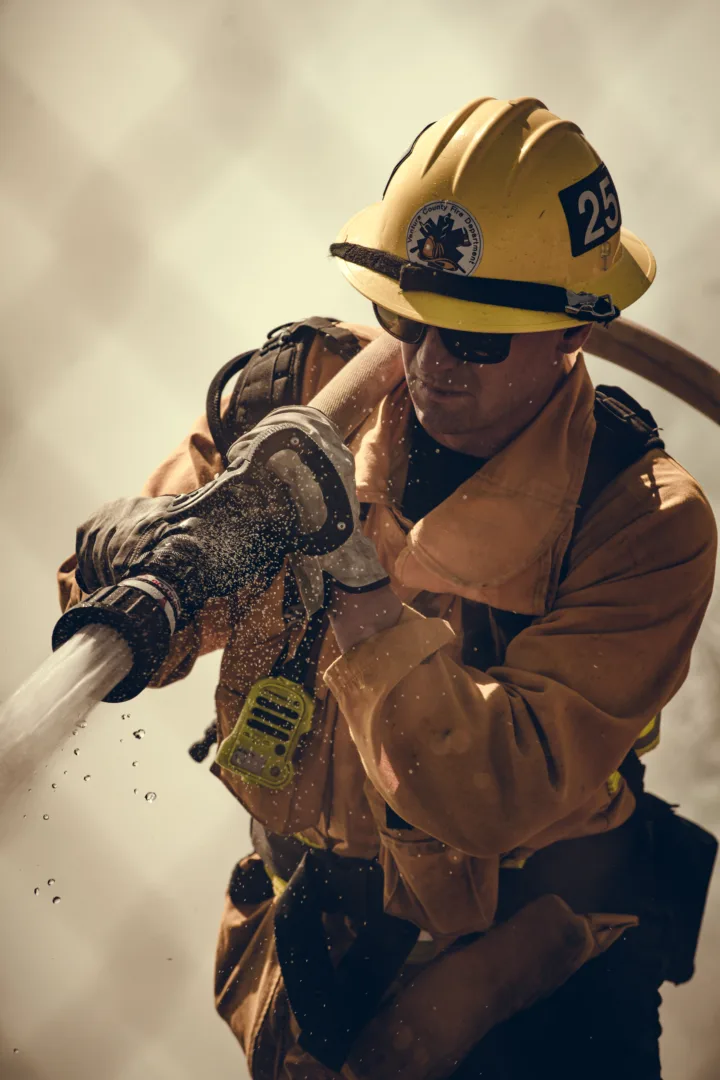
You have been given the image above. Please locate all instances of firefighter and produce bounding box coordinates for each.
[60,97,717,1079]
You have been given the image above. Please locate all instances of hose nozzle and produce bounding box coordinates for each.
[52,575,180,702]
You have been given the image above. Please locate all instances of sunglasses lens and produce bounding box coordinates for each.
[373,304,426,344]
[440,329,513,364]
[374,304,513,361]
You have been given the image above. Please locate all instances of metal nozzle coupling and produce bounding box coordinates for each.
[51,575,181,702]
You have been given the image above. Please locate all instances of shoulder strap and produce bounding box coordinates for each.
[486,385,666,792]
[572,384,665,535]
[489,385,665,650]
[205,317,364,465]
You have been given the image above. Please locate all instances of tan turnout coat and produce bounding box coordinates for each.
[58,325,717,1078]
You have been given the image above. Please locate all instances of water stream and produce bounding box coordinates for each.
[0,625,132,814]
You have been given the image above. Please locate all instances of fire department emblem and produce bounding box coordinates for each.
[406,200,483,274]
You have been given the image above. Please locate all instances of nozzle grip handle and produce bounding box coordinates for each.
[169,426,354,557]
[253,427,354,557]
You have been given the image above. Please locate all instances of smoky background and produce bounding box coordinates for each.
[0,0,718,1077]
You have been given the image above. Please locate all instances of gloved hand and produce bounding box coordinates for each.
[75,495,175,594]
[74,464,300,617]
[226,406,390,615]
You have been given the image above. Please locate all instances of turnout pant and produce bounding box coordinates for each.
[449,913,664,1080]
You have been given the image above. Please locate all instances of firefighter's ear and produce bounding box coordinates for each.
[561,323,593,353]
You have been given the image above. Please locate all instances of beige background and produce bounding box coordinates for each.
[1,1,719,1077]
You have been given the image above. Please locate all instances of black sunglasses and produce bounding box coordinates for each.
[374,303,513,364]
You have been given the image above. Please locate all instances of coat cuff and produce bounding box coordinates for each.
[323,605,455,705]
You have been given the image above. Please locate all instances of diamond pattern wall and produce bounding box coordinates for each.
[1,2,719,1077]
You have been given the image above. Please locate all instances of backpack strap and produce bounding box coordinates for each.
[205,317,364,466]
[481,384,665,653]
[571,384,665,536]
[484,385,665,798]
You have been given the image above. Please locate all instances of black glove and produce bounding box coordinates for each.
[75,464,300,616]
[75,494,174,594]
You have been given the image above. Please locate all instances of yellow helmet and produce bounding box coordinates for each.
[331,96,656,333]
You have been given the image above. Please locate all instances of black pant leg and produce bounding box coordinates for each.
[449,917,665,1080]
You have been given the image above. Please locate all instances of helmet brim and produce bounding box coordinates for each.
[333,202,656,334]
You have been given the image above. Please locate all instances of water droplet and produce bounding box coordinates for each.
[43,814,49,821]
[63,770,68,775]
[51,783,57,789]
[133,788,138,794]
[83,775,91,782]
[73,748,80,756]
[13,1047,19,1053]
[132,761,139,767]
[48,878,55,886]
[52,896,61,904]
[144,792,156,803]
[133,729,145,740]
[33,888,39,896]
[78,720,87,729]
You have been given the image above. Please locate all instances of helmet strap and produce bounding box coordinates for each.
[330,242,619,325]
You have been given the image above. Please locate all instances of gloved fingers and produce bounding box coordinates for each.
[76,514,116,593]
[135,475,300,605]
[74,539,96,594]
[71,470,300,615]
[75,525,96,593]
[75,496,174,594]
[115,519,171,576]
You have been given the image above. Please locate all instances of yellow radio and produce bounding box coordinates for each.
[215,674,315,789]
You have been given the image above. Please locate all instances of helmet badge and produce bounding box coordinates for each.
[406,200,483,275]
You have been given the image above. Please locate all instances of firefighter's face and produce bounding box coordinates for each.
[401,323,593,455]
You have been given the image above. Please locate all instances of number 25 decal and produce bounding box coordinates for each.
[559,163,622,257]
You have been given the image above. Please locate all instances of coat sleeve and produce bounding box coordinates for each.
[323,455,717,857]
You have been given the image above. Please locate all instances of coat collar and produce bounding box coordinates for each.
[352,354,597,616]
